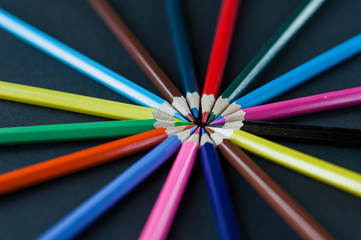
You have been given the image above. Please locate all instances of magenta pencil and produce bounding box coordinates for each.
[139,128,200,240]
[211,86,361,124]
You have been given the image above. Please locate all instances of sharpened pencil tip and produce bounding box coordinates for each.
[186,113,196,122]
[202,112,210,124]
[206,112,216,124]
[214,115,222,122]
[191,108,199,119]
[174,112,189,122]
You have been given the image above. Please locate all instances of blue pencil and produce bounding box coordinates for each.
[0,8,187,122]
[36,127,196,240]
[215,32,361,120]
[164,0,200,119]
[199,129,242,240]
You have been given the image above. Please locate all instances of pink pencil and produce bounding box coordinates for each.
[138,128,200,240]
[211,86,361,124]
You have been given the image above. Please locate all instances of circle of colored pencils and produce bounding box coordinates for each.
[165,0,200,119]
[214,32,361,121]
[0,126,195,196]
[0,119,193,145]
[36,127,196,240]
[199,129,242,239]
[241,120,361,146]
[0,81,181,121]
[208,0,326,123]
[211,86,361,125]
[139,128,200,240]
[200,0,241,124]
[0,8,188,122]
[88,0,195,122]
[211,127,361,198]
[206,127,334,240]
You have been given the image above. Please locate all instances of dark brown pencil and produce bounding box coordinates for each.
[206,127,334,240]
[88,0,194,122]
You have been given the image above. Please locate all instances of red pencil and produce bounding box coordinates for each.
[201,0,241,124]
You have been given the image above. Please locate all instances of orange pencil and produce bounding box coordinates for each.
[0,126,193,195]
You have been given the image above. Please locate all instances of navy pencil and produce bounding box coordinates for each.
[200,129,242,240]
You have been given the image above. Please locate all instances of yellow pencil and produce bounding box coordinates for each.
[0,81,179,121]
[211,127,361,198]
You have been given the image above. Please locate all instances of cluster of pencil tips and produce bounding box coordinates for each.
[1,0,361,239]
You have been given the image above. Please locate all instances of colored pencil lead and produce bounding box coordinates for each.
[208,0,326,123]
[0,8,187,122]
[206,127,334,240]
[200,0,241,124]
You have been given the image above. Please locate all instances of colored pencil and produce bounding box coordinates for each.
[88,0,194,122]
[241,120,361,146]
[200,0,241,124]
[211,86,361,124]
[0,81,181,121]
[0,126,194,196]
[199,129,241,240]
[206,128,334,240]
[211,127,361,198]
[0,119,192,145]
[36,127,196,240]
[0,8,187,122]
[139,128,200,240]
[208,0,325,123]
[165,0,200,119]
[215,32,361,120]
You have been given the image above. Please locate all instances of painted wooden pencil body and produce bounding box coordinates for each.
[0,119,192,145]
[209,0,325,122]
[215,32,361,120]
[88,0,194,122]
[0,8,187,121]
[207,128,334,240]
[0,127,194,196]
[201,0,241,123]
[165,0,200,119]
[211,86,361,124]
[212,128,361,198]
[36,127,196,240]
[199,130,242,240]
[139,128,200,240]
[0,81,179,121]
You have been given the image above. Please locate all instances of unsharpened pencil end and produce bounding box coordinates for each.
[202,112,210,124]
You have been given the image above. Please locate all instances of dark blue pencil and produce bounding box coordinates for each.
[36,127,196,240]
[199,129,242,240]
[165,0,200,119]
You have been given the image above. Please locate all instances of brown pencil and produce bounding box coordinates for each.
[88,0,194,122]
[206,127,334,240]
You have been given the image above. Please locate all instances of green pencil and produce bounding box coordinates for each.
[0,119,192,145]
[208,0,325,123]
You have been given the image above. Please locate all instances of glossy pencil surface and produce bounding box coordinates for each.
[165,0,200,118]
[199,130,241,240]
[209,0,325,121]
[36,128,195,240]
[201,0,241,123]
[139,128,200,240]
[207,129,334,240]
[88,0,193,121]
[242,120,361,146]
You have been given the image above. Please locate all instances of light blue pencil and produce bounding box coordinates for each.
[215,32,361,121]
[0,8,187,122]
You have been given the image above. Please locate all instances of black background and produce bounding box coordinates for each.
[1,0,361,239]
